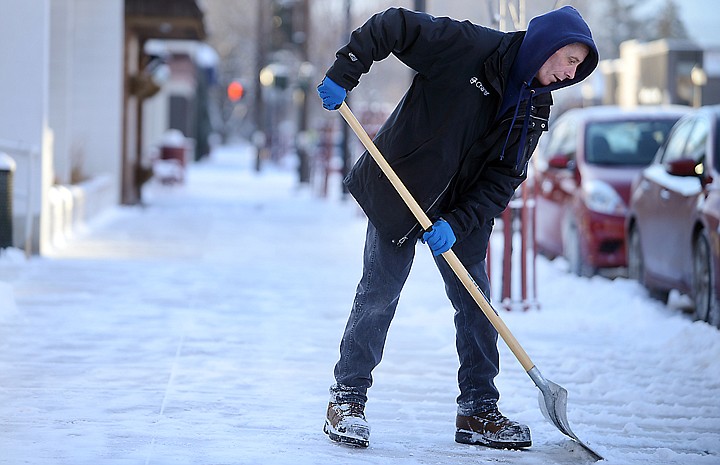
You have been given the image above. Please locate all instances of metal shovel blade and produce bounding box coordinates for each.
[528,367,604,461]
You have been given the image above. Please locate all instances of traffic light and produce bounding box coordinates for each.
[227,80,244,102]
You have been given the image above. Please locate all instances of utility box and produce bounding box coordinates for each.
[0,152,16,249]
[160,129,187,168]
[156,129,187,184]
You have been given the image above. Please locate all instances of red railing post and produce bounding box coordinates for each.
[491,186,539,311]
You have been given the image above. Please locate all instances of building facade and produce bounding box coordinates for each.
[0,0,205,255]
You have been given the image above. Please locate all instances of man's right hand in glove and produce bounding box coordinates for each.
[317,76,347,110]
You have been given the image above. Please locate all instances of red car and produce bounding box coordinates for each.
[532,105,690,276]
[626,105,720,328]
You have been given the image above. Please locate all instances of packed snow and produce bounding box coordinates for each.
[0,141,718,465]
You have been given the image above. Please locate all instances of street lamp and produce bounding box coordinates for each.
[691,65,707,108]
[259,63,289,89]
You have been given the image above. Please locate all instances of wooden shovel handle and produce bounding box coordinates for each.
[338,102,535,372]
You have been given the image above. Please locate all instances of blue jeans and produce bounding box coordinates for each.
[332,221,499,416]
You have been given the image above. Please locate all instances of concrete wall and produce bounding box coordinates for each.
[50,0,123,190]
[0,0,124,254]
[0,1,53,254]
[47,175,115,248]
[49,0,75,185]
[68,0,124,186]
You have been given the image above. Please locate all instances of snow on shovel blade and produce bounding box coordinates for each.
[528,367,604,461]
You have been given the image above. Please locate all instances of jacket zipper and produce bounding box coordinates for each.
[392,175,455,247]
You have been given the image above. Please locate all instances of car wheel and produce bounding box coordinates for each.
[627,225,643,282]
[693,231,718,326]
[628,224,669,303]
[563,214,593,277]
[710,296,720,330]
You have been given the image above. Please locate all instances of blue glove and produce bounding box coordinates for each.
[422,219,456,256]
[317,76,347,110]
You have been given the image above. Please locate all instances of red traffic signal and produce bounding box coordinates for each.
[227,81,244,102]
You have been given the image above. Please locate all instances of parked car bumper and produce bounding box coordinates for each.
[581,210,627,268]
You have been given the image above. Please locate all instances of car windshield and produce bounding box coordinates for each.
[585,119,679,166]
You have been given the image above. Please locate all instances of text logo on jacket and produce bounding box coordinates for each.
[470,77,490,96]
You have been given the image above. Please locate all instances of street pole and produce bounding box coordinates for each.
[499,0,526,31]
[254,0,268,171]
[297,0,311,183]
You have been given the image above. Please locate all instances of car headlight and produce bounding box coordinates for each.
[582,179,626,215]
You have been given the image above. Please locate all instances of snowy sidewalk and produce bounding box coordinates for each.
[0,143,718,465]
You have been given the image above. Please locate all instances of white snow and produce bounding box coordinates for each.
[0,141,718,465]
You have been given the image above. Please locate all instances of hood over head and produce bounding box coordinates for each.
[499,6,599,117]
[495,6,598,170]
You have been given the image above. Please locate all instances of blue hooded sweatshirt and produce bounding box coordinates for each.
[498,6,598,166]
[497,6,598,167]
[499,6,599,117]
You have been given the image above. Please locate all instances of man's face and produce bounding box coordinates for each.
[535,43,590,86]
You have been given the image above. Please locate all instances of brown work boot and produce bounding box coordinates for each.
[323,401,370,448]
[455,407,531,449]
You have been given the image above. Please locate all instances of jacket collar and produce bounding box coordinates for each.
[483,31,525,115]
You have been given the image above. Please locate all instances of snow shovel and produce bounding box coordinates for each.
[338,102,603,461]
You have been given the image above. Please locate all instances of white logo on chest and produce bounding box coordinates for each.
[470,77,490,96]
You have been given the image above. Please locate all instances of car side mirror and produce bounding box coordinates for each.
[547,153,574,169]
[666,158,701,177]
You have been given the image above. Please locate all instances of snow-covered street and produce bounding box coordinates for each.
[0,142,718,465]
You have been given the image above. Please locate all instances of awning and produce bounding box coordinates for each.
[125,0,206,41]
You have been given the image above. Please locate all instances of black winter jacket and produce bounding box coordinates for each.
[326,8,589,262]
